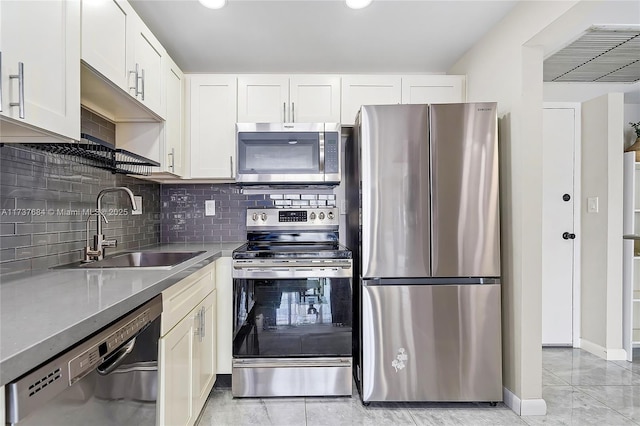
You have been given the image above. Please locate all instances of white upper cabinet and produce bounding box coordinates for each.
[341,75,401,124]
[116,55,184,176]
[81,0,132,91]
[237,75,289,122]
[0,0,80,142]
[81,0,165,120]
[401,75,466,104]
[238,75,340,123]
[165,57,185,176]
[187,75,237,179]
[289,75,341,123]
[130,17,164,116]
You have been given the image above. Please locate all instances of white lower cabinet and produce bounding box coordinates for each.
[159,262,217,426]
[194,290,217,412]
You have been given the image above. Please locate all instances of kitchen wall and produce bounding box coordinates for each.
[580,93,625,357]
[0,109,161,275]
[450,0,638,415]
[160,184,269,243]
[160,186,338,243]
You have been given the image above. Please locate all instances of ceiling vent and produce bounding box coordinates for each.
[543,26,640,83]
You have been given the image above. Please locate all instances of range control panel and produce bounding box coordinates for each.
[247,207,339,228]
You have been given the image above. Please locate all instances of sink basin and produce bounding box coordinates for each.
[60,251,206,270]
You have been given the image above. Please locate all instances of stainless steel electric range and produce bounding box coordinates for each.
[231,207,353,398]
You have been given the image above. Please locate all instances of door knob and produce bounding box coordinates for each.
[563,194,571,201]
[562,232,576,240]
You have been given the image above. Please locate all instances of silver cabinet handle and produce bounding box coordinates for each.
[0,51,3,112]
[9,62,25,119]
[194,310,201,339]
[129,63,139,96]
[283,102,286,122]
[292,102,295,123]
[140,68,145,100]
[200,306,206,341]
[168,147,175,172]
[230,156,234,178]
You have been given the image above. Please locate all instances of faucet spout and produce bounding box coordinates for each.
[85,187,138,261]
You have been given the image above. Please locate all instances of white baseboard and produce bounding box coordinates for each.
[503,387,547,416]
[581,338,627,360]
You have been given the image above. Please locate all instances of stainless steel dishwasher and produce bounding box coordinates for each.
[5,295,162,425]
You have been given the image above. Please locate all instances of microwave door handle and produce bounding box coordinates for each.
[319,132,325,172]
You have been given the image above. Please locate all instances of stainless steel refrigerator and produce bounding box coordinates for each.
[345,103,502,403]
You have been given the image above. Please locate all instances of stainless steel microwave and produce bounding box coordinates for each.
[236,123,341,185]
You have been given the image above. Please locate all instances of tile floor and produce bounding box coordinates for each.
[197,348,640,425]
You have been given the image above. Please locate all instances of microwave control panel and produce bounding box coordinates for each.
[324,132,339,173]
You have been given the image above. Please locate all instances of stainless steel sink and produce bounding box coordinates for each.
[60,251,206,270]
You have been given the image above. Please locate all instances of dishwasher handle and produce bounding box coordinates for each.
[96,336,137,376]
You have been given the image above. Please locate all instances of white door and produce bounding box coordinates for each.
[542,106,578,346]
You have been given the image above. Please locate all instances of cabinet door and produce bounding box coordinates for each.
[193,290,217,417]
[130,16,165,117]
[187,75,237,179]
[341,75,401,124]
[290,75,341,123]
[401,75,466,104]
[165,57,185,176]
[216,257,232,374]
[0,0,80,141]
[237,75,289,122]
[81,0,133,91]
[159,312,195,426]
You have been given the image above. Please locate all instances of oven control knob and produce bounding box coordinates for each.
[319,212,325,220]
[310,212,316,220]
[252,213,258,221]
[261,212,267,221]
[328,212,335,220]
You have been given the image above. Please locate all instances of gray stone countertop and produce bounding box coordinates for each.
[0,242,243,387]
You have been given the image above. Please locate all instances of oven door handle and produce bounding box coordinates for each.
[96,336,137,376]
[234,261,352,269]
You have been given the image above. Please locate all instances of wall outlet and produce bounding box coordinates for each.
[205,200,216,216]
[132,196,143,215]
[587,197,599,213]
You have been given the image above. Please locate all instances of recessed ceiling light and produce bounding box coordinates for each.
[199,0,226,9]
[346,0,372,9]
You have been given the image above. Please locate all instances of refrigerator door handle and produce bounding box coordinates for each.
[363,277,501,286]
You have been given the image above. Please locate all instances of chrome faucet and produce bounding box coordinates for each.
[84,187,137,262]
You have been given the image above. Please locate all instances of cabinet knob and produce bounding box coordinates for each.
[562,232,576,240]
[563,194,571,202]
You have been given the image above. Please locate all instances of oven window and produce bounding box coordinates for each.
[233,278,352,357]
[237,132,320,173]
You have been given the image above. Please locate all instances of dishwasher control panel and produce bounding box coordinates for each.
[68,309,152,384]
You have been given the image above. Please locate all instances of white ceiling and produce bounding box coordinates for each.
[128,0,519,73]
